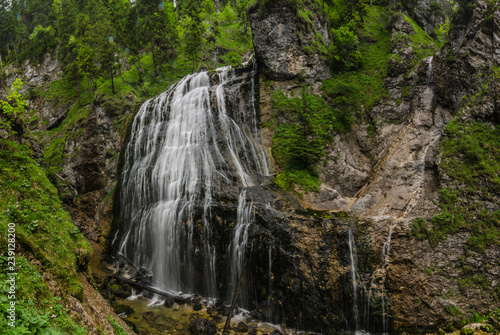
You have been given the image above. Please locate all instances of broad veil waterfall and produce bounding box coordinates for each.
[112,64,269,300]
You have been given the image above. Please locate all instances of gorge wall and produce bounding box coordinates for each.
[249,0,500,332]
[3,0,499,333]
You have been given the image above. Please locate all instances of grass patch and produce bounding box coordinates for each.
[410,118,500,252]
[0,257,88,334]
[322,6,391,116]
[0,140,91,297]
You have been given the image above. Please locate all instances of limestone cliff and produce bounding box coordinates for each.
[248,0,331,80]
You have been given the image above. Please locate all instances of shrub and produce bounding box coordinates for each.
[329,26,362,72]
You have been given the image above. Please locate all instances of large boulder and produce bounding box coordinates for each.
[189,318,217,335]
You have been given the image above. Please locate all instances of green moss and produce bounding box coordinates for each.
[460,327,474,335]
[410,217,429,240]
[0,256,88,333]
[107,316,127,335]
[0,140,91,297]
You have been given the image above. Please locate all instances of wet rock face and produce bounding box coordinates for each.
[249,1,331,80]
[407,0,448,36]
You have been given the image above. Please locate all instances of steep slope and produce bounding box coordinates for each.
[0,133,132,334]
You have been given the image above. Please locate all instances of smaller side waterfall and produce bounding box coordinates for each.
[380,224,396,334]
[348,226,360,331]
[426,56,434,89]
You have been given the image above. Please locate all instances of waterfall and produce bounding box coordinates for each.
[381,224,396,334]
[348,226,360,331]
[426,56,434,89]
[113,65,269,299]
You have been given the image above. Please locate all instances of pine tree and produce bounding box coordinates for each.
[0,0,16,60]
[235,0,249,36]
[136,0,179,77]
[183,0,204,73]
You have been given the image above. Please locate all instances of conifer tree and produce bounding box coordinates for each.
[136,0,178,77]
[184,0,204,72]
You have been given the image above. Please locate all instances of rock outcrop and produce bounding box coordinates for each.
[403,0,449,37]
[248,0,331,80]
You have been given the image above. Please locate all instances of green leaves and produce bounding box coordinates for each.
[272,88,335,170]
[0,78,27,137]
[29,25,56,54]
[271,87,343,191]
[329,26,362,72]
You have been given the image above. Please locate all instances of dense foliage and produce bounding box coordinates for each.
[0,78,27,137]
[271,87,352,191]
[0,0,253,97]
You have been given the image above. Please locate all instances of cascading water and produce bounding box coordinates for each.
[426,56,434,88]
[229,190,254,304]
[348,226,360,331]
[113,64,269,299]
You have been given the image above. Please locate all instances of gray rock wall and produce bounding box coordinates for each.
[249,0,331,80]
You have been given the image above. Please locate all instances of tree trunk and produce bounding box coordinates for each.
[110,69,115,94]
[116,276,186,303]
[222,263,246,335]
[151,39,158,77]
